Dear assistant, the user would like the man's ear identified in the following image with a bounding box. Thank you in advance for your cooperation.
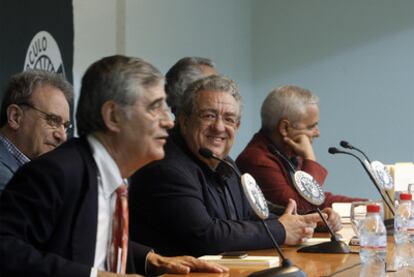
[278,119,290,138]
[101,101,123,133]
[6,104,24,130]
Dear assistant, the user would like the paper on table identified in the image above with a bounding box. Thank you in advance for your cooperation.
[389,163,414,191]
[198,255,279,267]
[332,202,352,224]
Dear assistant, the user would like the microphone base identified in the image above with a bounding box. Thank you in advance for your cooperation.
[248,265,307,277]
[297,239,350,254]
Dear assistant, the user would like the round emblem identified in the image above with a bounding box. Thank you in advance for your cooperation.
[370,161,394,190]
[24,31,66,76]
[293,171,325,206]
[241,173,269,220]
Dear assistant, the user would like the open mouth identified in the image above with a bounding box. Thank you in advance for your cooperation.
[206,135,226,144]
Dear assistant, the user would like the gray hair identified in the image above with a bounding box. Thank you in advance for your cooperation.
[0,69,73,127]
[179,74,242,118]
[165,57,216,113]
[261,85,319,132]
[76,55,164,136]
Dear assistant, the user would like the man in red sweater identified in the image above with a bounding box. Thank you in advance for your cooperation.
[236,85,365,232]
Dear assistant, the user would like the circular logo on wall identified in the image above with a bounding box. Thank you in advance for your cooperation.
[23,31,66,77]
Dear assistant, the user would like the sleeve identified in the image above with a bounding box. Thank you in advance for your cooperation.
[126,241,153,275]
[237,151,319,213]
[130,162,285,257]
[322,192,368,209]
[0,161,91,277]
[0,163,13,194]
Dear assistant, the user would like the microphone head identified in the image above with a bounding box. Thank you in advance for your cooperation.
[339,140,352,149]
[328,147,339,154]
[198,148,214,159]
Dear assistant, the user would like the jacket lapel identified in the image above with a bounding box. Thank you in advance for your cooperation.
[71,138,99,265]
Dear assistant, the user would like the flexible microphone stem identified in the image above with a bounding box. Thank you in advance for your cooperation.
[329,148,395,216]
[340,141,394,207]
[261,220,291,266]
[340,141,372,163]
[315,208,337,240]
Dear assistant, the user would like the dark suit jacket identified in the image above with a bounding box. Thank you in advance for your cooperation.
[236,131,366,212]
[0,137,151,277]
[129,132,286,257]
[0,141,20,193]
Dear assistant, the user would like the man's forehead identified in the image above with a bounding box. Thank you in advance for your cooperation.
[140,84,166,102]
[195,91,239,110]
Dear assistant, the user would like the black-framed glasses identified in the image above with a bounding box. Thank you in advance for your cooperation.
[19,103,72,133]
[196,110,240,128]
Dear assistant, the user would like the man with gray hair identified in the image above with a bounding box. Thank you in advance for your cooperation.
[237,85,365,232]
[129,77,321,257]
[0,55,227,277]
[0,70,73,193]
[165,56,217,114]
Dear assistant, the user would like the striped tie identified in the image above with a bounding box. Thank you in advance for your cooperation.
[107,184,129,273]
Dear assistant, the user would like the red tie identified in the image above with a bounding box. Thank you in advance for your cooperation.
[107,184,129,273]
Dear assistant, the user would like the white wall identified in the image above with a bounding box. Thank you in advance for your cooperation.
[73,0,119,113]
[251,0,414,198]
[124,0,253,156]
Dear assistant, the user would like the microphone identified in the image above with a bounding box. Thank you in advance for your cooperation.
[198,148,285,215]
[339,140,371,163]
[328,147,395,216]
[198,148,306,277]
[339,140,394,203]
[266,145,350,254]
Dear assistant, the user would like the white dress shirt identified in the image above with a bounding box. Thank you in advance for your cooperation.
[87,135,126,277]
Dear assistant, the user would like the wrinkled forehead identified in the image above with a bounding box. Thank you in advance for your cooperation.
[194,90,241,115]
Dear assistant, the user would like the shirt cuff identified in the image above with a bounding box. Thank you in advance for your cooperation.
[90,267,98,277]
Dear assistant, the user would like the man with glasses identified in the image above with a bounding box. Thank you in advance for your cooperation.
[129,76,321,257]
[236,85,364,232]
[0,70,72,193]
[0,56,227,277]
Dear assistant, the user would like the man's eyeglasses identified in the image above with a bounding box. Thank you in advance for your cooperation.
[196,110,240,128]
[289,122,319,132]
[19,103,72,133]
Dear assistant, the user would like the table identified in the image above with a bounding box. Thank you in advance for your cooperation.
[164,224,414,277]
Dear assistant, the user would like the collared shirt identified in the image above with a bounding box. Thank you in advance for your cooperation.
[0,134,30,166]
[87,135,126,277]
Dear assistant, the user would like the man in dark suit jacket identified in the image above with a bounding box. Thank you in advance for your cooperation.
[0,70,73,193]
[129,75,321,257]
[0,56,227,277]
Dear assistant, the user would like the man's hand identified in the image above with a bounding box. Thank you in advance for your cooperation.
[279,199,321,245]
[284,134,315,161]
[320,207,342,233]
[146,252,228,275]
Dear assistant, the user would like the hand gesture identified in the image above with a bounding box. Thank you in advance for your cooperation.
[320,207,342,233]
[279,199,321,245]
[283,134,315,161]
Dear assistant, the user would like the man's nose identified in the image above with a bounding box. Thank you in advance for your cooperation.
[313,126,320,138]
[54,125,67,143]
[211,116,226,131]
